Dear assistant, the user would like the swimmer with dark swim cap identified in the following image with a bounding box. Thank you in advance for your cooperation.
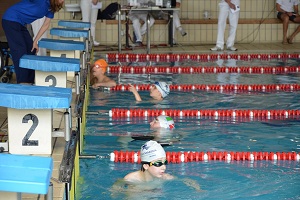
[90,59,117,89]
[129,81,170,101]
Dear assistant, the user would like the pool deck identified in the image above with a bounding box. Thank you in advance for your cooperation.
[0,42,300,200]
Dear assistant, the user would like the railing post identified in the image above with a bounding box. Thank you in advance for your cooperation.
[45,182,53,200]
[147,13,151,54]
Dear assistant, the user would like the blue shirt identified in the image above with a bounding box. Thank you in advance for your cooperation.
[2,0,54,26]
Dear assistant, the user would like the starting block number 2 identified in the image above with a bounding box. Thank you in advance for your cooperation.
[8,108,52,155]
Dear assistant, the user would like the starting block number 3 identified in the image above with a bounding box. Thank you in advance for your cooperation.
[36,71,67,88]
[8,108,52,155]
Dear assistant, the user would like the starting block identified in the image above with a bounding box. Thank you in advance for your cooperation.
[20,55,81,94]
[58,20,91,29]
[38,38,85,59]
[50,27,91,54]
[38,38,85,79]
[58,20,91,48]
[57,20,95,51]
[0,83,72,154]
[0,154,52,199]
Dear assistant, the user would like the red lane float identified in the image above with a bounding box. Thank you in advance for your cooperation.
[109,108,300,118]
[110,151,300,163]
[110,84,300,92]
[107,66,300,74]
[106,53,300,62]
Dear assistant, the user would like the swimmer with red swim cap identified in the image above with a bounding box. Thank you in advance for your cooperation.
[90,59,116,89]
[129,81,170,101]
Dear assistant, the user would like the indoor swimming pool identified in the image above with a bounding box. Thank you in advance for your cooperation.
[77,54,300,200]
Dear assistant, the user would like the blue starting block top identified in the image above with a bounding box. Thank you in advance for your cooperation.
[20,55,80,72]
[0,83,72,109]
[58,20,91,29]
[38,38,85,51]
[0,154,53,194]
[50,28,89,38]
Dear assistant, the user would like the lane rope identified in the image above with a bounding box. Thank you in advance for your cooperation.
[106,53,300,62]
[109,108,300,118]
[108,84,300,92]
[107,66,300,74]
[110,151,300,163]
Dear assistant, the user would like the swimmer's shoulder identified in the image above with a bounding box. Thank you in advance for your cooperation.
[162,173,175,180]
[124,171,143,182]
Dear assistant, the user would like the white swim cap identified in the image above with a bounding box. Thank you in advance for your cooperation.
[157,115,175,129]
[154,82,170,98]
[140,140,166,162]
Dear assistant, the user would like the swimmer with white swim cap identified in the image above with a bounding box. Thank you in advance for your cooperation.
[129,115,176,146]
[124,140,174,182]
[118,141,202,192]
[129,81,170,101]
[150,115,175,129]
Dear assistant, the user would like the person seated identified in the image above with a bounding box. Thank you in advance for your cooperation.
[129,81,170,101]
[90,59,117,89]
[287,25,300,44]
[160,0,187,44]
[276,0,300,44]
[128,0,155,46]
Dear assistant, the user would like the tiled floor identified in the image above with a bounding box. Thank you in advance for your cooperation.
[0,42,299,200]
[94,42,300,55]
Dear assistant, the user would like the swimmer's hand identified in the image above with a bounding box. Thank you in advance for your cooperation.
[128,83,137,93]
[92,83,100,89]
[128,83,142,101]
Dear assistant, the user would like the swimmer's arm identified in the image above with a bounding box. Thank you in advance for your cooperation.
[91,77,117,89]
[164,174,202,191]
[93,77,117,88]
[128,84,142,101]
[162,173,175,180]
[110,178,128,198]
[181,178,203,192]
[110,178,135,194]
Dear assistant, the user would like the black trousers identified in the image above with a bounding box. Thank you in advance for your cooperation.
[2,19,35,84]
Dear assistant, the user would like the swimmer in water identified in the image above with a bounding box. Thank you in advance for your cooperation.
[124,140,174,182]
[110,140,202,198]
[130,115,178,145]
[150,115,175,129]
[129,81,170,101]
[90,59,117,89]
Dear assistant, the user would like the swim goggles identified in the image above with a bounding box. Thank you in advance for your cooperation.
[149,160,168,167]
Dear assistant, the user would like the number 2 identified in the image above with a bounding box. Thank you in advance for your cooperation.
[22,114,39,146]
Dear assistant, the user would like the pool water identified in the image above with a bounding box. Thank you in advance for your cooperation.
[77,58,300,200]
